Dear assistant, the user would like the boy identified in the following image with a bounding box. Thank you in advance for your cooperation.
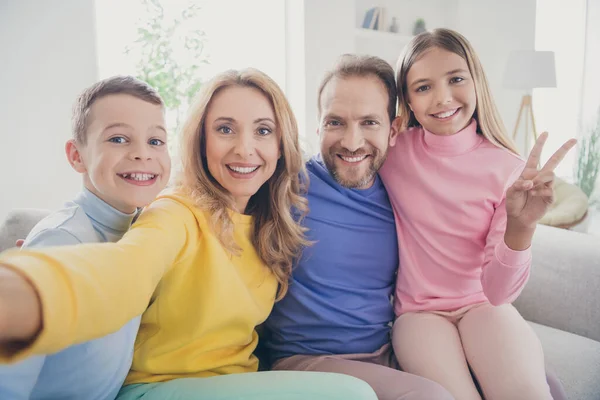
[0,76,171,400]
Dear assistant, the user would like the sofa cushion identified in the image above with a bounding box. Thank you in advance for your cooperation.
[529,321,600,400]
[0,208,51,252]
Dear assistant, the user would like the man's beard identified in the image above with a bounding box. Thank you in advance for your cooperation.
[322,145,387,189]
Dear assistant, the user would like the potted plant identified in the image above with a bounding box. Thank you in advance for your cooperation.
[413,18,426,35]
[574,106,600,207]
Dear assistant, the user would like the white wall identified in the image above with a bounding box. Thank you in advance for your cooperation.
[534,0,587,178]
[0,0,99,222]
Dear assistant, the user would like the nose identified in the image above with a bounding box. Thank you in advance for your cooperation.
[435,84,453,106]
[130,141,152,161]
[233,131,255,158]
[339,124,365,153]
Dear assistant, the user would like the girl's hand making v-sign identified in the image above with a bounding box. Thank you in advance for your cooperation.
[505,132,577,232]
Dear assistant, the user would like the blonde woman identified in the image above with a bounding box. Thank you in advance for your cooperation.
[0,69,376,400]
[380,29,576,400]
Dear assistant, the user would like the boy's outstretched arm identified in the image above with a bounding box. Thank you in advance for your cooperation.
[0,267,42,344]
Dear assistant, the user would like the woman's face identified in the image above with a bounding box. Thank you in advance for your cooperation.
[204,85,280,213]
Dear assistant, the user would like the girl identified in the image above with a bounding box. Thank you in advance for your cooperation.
[0,69,377,400]
[380,28,576,400]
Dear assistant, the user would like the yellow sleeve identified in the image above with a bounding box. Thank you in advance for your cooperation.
[0,197,195,362]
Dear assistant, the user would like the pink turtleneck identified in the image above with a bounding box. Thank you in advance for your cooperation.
[380,120,531,315]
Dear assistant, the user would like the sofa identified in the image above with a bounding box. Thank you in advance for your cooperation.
[1,209,599,399]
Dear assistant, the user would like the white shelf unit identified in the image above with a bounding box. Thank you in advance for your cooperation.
[355,28,413,43]
[354,28,413,66]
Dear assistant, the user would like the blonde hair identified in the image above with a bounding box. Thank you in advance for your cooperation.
[395,28,519,155]
[178,69,309,300]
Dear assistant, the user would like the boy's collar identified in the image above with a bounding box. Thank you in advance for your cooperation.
[74,188,137,234]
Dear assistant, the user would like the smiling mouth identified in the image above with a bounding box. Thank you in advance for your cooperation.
[117,173,157,181]
[226,165,260,174]
[337,154,368,163]
[431,108,460,119]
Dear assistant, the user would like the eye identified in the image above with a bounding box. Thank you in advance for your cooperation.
[325,120,342,127]
[108,136,127,144]
[257,127,272,136]
[149,138,165,146]
[416,85,430,93]
[218,126,233,134]
[450,76,464,84]
[363,120,379,126]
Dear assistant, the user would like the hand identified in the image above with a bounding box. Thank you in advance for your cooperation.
[0,266,42,343]
[506,132,577,229]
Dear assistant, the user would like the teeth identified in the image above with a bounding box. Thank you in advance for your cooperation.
[340,155,367,163]
[228,165,259,174]
[121,173,156,181]
[433,109,458,118]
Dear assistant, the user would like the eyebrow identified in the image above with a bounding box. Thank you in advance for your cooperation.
[409,68,469,87]
[323,113,382,121]
[214,117,276,124]
[103,123,166,134]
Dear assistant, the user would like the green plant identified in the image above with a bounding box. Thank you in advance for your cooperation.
[574,106,600,206]
[125,0,208,152]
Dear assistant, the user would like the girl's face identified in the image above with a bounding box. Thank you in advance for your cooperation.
[406,47,477,136]
[204,85,280,213]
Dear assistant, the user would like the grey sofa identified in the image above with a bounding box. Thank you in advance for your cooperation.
[0,209,599,399]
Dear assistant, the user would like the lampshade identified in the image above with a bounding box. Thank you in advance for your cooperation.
[502,50,557,90]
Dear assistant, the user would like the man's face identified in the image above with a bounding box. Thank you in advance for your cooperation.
[318,75,397,189]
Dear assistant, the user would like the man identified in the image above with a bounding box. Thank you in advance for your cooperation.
[264,55,453,400]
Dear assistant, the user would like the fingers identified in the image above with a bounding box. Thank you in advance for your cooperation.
[532,170,555,187]
[525,132,549,169]
[511,179,534,192]
[541,138,577,172]
[530,187,554,197]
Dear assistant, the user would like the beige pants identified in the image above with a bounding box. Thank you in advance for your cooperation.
[272,343,454,400]
[392,303,552,400]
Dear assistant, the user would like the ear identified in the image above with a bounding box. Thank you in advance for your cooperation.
[65,140,87,174]
[389,117,401,147]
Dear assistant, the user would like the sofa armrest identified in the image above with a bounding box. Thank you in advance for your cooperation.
[514,224,600,342]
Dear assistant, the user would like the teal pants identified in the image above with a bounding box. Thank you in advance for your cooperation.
[117,371,377,400]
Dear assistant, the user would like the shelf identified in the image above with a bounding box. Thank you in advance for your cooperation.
[355,28,413,43]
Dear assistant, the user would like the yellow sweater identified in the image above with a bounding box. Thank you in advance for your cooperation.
[0,191,278,384]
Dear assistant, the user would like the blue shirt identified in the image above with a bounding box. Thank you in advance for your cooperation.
[265,156,398,361]
[0,188,141,400]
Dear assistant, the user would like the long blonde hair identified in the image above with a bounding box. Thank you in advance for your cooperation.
[178,69,309,299]
[395,28,519,155]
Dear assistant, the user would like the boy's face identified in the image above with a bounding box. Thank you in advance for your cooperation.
[70,94,171,213]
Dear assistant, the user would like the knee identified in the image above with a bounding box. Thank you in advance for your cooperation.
[492,382,552,400]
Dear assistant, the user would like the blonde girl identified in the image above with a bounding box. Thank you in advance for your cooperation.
[380,28,575,400]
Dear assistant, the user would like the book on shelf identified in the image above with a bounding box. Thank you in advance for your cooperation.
[362,7,385,31]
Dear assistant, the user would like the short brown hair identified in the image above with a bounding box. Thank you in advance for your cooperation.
[72,75,164,144]
[317,54,397,122]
